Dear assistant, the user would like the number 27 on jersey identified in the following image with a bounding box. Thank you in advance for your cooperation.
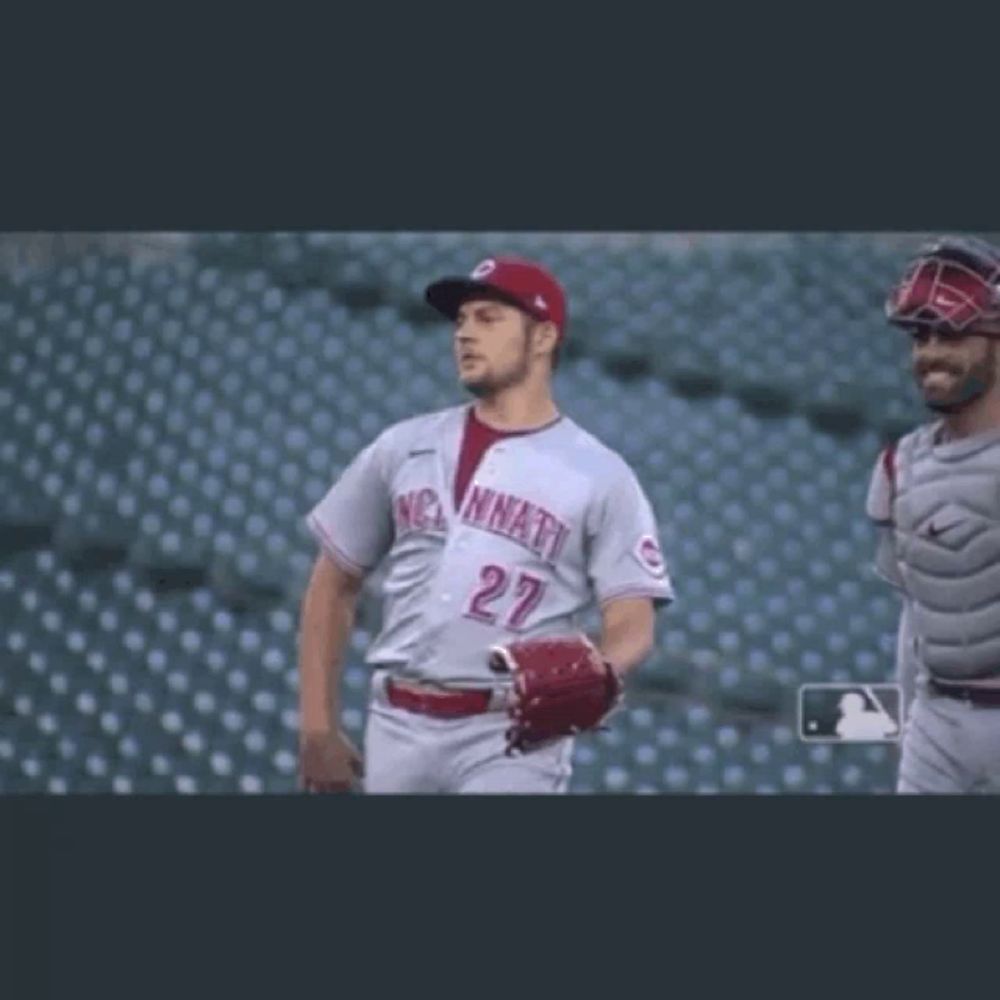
[464,563,547,631]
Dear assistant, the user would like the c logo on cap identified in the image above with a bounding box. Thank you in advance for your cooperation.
[471,259,497,280]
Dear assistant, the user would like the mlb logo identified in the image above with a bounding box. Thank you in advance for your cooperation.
[798,684,903,743]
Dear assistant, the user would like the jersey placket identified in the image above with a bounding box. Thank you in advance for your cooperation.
[414,435,508,671]
[435,441,508,607]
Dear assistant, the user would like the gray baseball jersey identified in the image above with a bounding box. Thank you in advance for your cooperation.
[306,404,674,686]
[866,421,1000,681]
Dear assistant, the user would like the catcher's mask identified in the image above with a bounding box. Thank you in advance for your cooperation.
[885,236,1000,335]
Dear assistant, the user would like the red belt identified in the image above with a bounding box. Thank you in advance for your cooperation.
[385,678,493,718]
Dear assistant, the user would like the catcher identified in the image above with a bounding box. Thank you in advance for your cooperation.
[298,255,675,793]
[867,236,1000,793]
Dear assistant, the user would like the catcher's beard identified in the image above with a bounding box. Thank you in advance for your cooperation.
[916,343,998,415]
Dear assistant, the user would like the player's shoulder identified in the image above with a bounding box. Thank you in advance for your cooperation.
[865,422,934,523]
[869,422,933,483]
[371,404,466,453]
[556,416,638,482]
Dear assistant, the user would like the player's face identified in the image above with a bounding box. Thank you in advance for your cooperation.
[910,328,999,413]
[454,298,536,397]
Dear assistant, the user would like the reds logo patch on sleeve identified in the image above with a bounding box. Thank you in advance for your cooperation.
[634,534,666,578]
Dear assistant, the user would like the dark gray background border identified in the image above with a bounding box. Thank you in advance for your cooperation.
[2,20,991,996]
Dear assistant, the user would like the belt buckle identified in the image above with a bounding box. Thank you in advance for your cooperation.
[487,685,512,713]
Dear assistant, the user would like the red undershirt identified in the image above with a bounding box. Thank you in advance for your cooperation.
[454,408,554,511]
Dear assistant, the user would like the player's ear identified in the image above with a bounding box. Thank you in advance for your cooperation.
[531,320,559,362]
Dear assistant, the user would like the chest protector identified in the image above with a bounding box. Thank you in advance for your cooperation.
[891,426,1000,680]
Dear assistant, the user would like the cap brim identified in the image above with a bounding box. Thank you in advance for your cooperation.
[424,278,533,322]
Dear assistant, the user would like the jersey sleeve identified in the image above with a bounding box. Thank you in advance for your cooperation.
[866,447,906,590]
[586,464,675,607]
[872,528,905,590]
[865,446,895,526]
[305,433,394,576]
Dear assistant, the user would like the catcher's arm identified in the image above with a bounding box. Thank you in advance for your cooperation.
[895,596,920,723]
[598,596,656,677]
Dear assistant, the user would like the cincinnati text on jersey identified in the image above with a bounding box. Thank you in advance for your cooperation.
[460,485,570,563]
[392,484,570,564]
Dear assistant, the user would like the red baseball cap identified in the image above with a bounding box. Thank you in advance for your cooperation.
[425,256,568,338]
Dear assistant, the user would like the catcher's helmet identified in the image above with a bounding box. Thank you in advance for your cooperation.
[885,235,1000,333]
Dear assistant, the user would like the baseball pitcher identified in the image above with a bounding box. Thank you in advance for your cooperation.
[298,256,675,794]
[867,236,1000,793]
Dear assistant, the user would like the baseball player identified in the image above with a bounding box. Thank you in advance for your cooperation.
[866,235,1000,793]
[298,255,674,794]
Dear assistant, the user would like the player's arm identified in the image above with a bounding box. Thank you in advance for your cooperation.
[298,552,366,792]
[874,523,920,714]
[598,596,656,677]
[299,551,364,735]
[866,445,904,590]
[895,597,920,721]
[299,432,394,792]
[585,462,674,677]
[864,445,915,711]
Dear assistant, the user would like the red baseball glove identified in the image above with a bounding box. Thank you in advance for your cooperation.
[488,636,624,754]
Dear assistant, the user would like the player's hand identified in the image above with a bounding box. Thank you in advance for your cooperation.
[299,728,364,793]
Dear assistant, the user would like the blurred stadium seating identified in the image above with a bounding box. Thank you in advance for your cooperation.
[0,231,950,794]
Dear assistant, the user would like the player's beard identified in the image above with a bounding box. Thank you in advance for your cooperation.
[915,341,998,414]
[461,330,533,399]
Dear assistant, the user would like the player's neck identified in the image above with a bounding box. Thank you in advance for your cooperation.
[939,387,1000,442]
[473,385,559,432]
